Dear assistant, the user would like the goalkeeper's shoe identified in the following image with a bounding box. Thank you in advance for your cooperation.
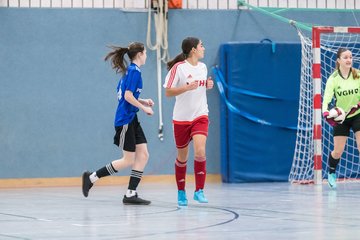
[177,190,188,207]
[328,173,337,189]
[193,189,208,203]
[82,171,93,197]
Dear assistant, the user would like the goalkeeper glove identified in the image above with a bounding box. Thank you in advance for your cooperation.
[323,111,338,127]
[347,102,360,116]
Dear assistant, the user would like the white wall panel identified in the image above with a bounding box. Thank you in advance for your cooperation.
[1,0,359,9]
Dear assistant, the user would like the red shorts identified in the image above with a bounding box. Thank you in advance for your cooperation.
[173,116,209,149]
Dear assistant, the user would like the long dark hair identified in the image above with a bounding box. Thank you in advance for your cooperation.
[336,48,359,79]
[167,37,200,70]
[104,42,145,74]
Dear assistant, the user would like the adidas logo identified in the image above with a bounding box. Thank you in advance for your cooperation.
[187,74,193,79]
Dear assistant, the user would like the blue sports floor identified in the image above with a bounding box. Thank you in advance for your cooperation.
[1,181,360,239]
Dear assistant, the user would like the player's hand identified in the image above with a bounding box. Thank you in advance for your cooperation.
[206,77,214,89]
[143,98,154,107]
[323,111,337,127]
[186,81,199,90]
[143,106,154,116]
[347,102,360,115]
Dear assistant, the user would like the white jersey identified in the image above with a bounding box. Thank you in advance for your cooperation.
[163,60,209,122]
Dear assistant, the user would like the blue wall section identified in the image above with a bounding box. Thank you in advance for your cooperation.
[218,42,301,182]
[1,8,360,179]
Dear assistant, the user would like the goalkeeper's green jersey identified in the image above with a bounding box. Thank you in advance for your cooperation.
[322,69,360,118]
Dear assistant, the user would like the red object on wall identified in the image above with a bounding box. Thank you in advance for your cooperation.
[168,0,182,8]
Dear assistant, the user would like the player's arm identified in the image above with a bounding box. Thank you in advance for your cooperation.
[139,98,154,107]
[163,64,198,97]
[124,91,153,115]
[165,82,198,97]
[322,77,338,126]
[322,77,335,113]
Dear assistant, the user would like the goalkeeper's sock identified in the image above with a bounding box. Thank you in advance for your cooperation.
[328,154,340,174]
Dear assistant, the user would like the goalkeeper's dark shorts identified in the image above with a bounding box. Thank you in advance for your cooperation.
[333,113,360,136]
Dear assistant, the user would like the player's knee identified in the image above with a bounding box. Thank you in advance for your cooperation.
[194,148,206,157]
[176,152,189,162]
[138,150,149,164]
[123,157,135,167]
[143,150,149,161]
[143,153,149,164]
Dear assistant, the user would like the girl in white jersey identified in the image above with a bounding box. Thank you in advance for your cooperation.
[322,48,360,189]
[82,42,154,205]
[164,37,214,206]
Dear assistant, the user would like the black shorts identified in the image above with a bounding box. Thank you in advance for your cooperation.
[113,114,147,152]
[333,113,360,137]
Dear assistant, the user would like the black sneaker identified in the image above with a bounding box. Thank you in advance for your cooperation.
[82,171,93,197]
[122,193,151,205]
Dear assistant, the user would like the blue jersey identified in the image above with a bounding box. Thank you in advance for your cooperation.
[114,63,143,126]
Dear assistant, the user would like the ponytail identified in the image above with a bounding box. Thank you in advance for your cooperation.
[104,42,145,74]
[104,46,129,74]
[167,53,186,70]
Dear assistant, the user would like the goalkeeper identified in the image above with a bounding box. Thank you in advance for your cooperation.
[322,48,360,188]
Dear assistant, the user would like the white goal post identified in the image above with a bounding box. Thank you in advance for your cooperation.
[290,26,360,185]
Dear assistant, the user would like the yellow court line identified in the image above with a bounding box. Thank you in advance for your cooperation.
[0,174,221,188]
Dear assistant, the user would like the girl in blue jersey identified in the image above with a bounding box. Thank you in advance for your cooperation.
[322,48,360,189]
[82,42,154,205]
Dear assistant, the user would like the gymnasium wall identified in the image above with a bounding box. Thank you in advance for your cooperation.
[1,8,359,179]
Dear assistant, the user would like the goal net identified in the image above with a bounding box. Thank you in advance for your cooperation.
[289,26,360,184]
